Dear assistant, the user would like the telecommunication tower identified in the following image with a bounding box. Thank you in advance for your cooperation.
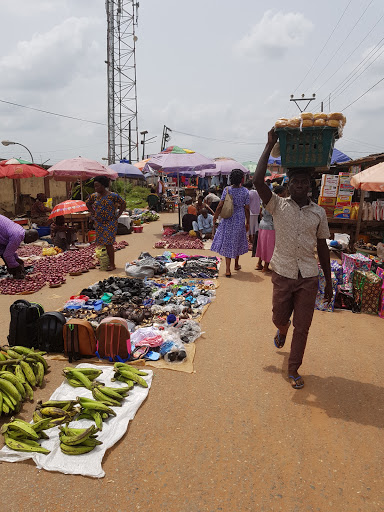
[105,0,139,164]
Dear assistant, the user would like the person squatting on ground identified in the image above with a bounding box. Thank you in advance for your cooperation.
[211,169,250,277]
[255,185,285,273]
[0,215,38,279]
[192,208,214,239]
[253,128,333,390]
[86,176,126,272]
[50,216,78,251]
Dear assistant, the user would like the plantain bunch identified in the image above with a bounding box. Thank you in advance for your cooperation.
[0,346,49,416]
[59,424,102,455]
[62,367,103,390]
[1,417,51,454]
[112,362,148,388]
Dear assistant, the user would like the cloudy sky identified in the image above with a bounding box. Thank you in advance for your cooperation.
[0,0,383,166]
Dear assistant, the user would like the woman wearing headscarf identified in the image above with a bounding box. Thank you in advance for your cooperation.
[30,193,52,226]
[86,176,126,271]
[211,169,250,277]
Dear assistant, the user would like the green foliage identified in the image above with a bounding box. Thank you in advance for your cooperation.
[111,180,150,209]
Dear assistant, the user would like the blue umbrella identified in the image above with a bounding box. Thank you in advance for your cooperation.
[109,162,146,179]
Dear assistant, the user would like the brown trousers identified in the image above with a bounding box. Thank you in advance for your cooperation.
[271,271,319,373]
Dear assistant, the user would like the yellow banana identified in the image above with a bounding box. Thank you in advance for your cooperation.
[19,361,36,387]
[33,409,44,423]
[39,399,77,409]
[45,416,67,428]
[114,362,148,375]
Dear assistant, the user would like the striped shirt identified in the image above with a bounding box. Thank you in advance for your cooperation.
[0,215,25,268]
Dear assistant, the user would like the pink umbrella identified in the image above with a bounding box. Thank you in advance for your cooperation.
[47,157,118,181]
[350,163,384,192]
[199,158,250,177]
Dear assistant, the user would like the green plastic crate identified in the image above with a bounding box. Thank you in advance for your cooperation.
[276,127,338,168]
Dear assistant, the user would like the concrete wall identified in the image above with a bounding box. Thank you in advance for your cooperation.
[0,179,16,215]
[0,177,68,216]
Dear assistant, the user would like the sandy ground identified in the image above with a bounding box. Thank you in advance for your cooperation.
[0,212,383,512]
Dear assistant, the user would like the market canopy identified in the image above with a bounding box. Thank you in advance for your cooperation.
[109,162,146,179]
[47,157,118,181]
[199,157,250,177]
[0,158,49,179]
[350,162,384,191]
[143,146,215,175]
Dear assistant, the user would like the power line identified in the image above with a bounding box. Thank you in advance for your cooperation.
[311,35,384,111]
[310,0,374,92]
[343,137,383,150]
[342,76,384,110]
[171,129,265,145]
[314,12,384,95]
[0,99,107,126]
[293,0,352,94]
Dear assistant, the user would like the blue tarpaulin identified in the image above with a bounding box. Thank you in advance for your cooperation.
[268,148,350,166]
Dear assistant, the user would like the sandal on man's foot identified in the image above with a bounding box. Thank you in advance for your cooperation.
[273,320,291,349]
[234,265,241,271]
[289,375,304,389]
[225,272,231,278]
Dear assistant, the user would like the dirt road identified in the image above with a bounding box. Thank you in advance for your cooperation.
[0,212,383,512]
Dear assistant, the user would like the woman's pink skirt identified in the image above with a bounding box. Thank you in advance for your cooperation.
[255,229,275,262]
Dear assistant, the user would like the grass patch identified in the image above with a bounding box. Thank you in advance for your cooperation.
[112,180,149,209]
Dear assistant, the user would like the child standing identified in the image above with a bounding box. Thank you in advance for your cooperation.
[255,185,285,273]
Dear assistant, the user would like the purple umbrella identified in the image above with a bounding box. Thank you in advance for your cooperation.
[143,150,215,174]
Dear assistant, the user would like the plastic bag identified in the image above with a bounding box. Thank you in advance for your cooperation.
[125,263,155,279]
[95,246,109,271]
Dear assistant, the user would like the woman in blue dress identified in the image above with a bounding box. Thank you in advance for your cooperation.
[86,176,126,271]
[211,169,250,277]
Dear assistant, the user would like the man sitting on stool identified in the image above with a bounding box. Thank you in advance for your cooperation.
[192,208,214,239]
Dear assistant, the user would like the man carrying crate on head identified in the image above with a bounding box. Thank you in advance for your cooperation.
[253,128,333,390]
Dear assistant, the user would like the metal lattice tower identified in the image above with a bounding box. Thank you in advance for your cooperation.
[106,0,139,164]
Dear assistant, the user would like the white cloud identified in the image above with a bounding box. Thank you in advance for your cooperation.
[235,10,313,61]
[0,17,103,92]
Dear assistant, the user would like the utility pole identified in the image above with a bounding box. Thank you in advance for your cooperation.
[289,93,316,112]
[140,130,148,160]
[161,125,172,151]
[106,0,139,165]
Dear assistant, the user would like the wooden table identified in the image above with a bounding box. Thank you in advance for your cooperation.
[64,212,91,243]
[328,218,383,248]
